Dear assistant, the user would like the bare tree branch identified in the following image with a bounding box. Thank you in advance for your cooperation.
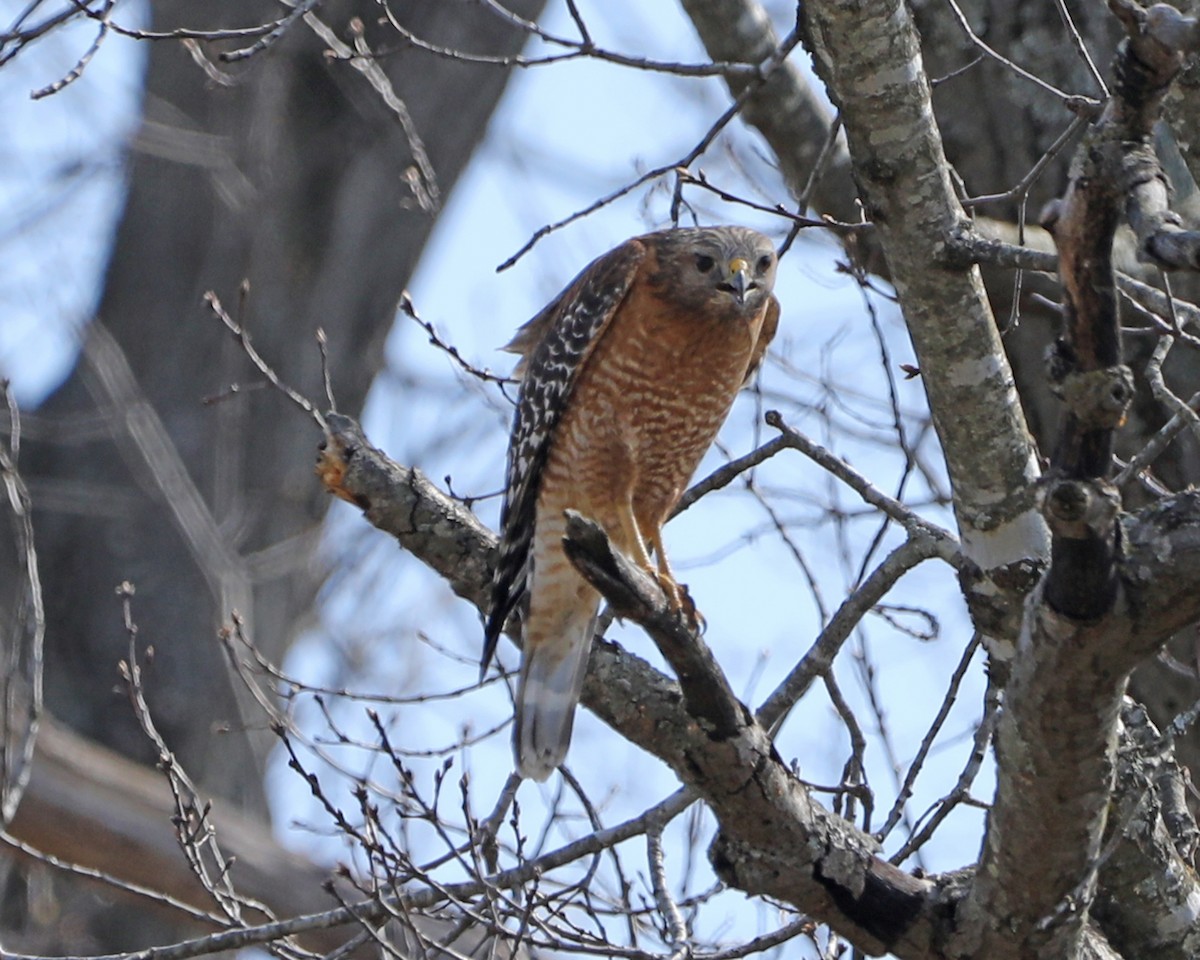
[313,413,1185,957]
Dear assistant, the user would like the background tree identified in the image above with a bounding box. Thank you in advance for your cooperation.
[2,1,1200,959]
[1,0,543,950]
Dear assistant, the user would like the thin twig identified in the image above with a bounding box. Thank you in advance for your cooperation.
[889,677,1000,864]
[374,0,761,79]
[1053,0,1108,96]
[399,293,515,386]
[497,25,804,271]
[963,114,1089,208]
[646,820,690,960]
[757,536,948,733]
[944,0,1090,104]
[30,0,112,98]
[875,634,983,842]
[219,0,320,62]
[764,410,963,560]
[205,291,325,428]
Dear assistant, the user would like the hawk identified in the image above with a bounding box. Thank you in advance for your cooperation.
[483,226,781,781]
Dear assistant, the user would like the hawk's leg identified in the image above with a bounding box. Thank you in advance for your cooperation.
[645,529,705,633]
[599,504,703,631]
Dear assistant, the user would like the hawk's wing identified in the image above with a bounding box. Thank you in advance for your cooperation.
[482,238,647,671]
[744,293,781,383]
[501,294,560,378]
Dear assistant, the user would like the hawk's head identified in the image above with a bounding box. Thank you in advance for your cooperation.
[651,226,778,317]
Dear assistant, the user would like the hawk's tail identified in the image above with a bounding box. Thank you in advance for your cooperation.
[513,609,596,782]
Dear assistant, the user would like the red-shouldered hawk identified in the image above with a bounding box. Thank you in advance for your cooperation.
[483,226,781,781]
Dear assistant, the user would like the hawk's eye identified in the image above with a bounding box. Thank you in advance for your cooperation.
[695,254,715,274]
[757,254,773,274]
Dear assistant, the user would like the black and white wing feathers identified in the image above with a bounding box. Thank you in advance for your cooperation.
[482,239,646,671]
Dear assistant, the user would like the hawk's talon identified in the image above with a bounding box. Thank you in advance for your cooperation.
[676,582,706,634]
[651,569,705,633]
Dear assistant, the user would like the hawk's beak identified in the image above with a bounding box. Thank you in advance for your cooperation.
[727,257,751,304]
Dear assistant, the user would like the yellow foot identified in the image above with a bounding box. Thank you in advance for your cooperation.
[651,570,706,633]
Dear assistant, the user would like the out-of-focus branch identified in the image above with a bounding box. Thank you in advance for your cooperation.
[0,384,42,827]
[5,717,350,952]
[678,0,859,222]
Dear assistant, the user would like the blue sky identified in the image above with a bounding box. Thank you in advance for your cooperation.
[2,3,988,955]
